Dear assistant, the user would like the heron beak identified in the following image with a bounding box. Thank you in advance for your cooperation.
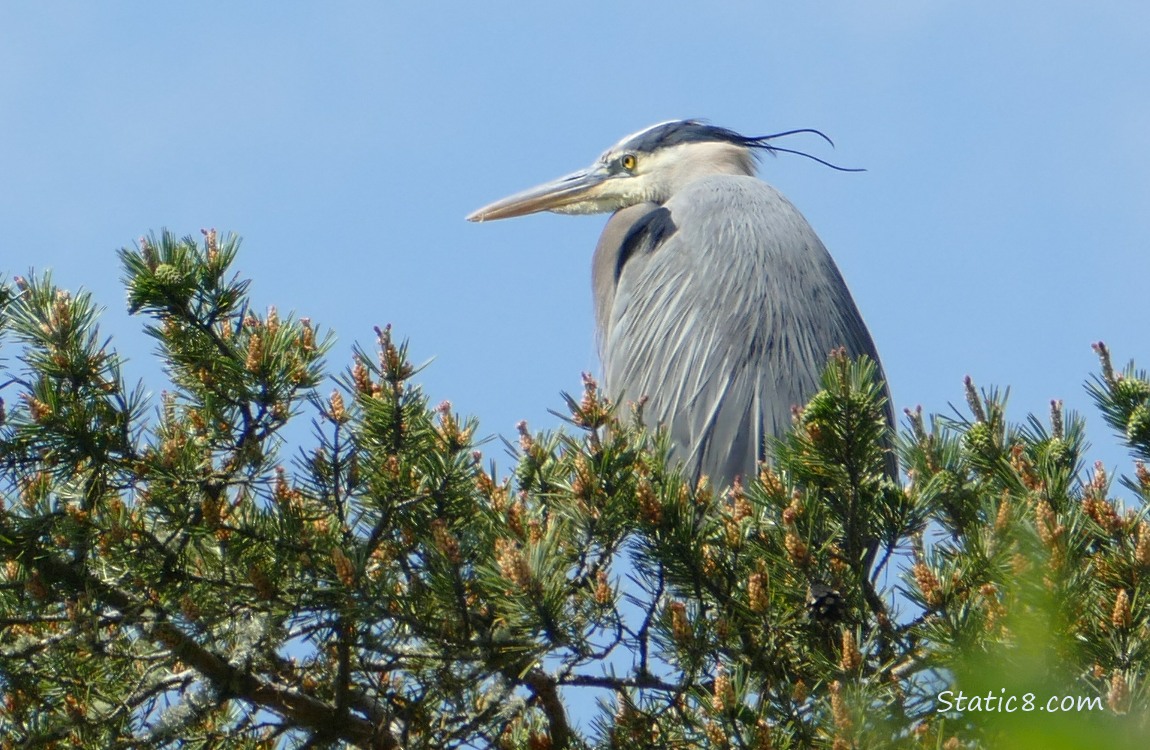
[466,166,612,222]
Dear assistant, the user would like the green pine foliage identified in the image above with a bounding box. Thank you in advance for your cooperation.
[0,231,1146,748]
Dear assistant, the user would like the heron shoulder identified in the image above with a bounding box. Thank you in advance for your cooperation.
[664,176,816,246]
[597,176,814,276]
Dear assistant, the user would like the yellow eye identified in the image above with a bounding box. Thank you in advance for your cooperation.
[621,153,637,171]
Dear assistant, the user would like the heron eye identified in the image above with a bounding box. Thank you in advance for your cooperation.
[620,153,637,171]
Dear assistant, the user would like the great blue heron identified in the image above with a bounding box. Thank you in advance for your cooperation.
[468,119,893,489]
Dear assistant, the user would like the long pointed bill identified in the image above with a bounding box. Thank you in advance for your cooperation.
[466,167,611,222]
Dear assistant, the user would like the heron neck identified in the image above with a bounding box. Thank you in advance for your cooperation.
[646,142,757,202]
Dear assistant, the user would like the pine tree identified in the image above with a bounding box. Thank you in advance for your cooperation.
[0,230,1146,748]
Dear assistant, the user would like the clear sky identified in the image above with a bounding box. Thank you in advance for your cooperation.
[2,2,1148,487]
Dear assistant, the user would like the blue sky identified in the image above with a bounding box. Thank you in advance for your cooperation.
[2,2,1148,485]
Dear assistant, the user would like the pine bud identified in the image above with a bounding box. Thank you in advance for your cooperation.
[249,566,277,600]
[328,390,348,424]
[913,562,943,608]
[495,538,531,590]
[201,494,223,529]
[829,680,852,733]
[1034,500,1062,548]
[729,477,752,521]
[352,358,373,395]
[527,517,544,544]
[265,305,280,335]
[1093,341,1115,385]
[506,495,526,537]
[25,571,48,600]
[517,420,534,453]
[980,583,1006,631]
[332,548,356,587]
[1042,398,1063,440]
[245,331,263,373]
[994,495,1012,533]
[431,519,462,564]
[527,733,552,750]
[758,465,784,499]
[273,466,293,508]
[573,372,610,429]
[668,601,691,644]
[784,529,809,568]
[63,694,85,721]
[753,719,774,750]
[964,375,987,423]
[1108,671,1129,714]
[1084,496,1120,535]
[24,394,51,422]
[1111,589,1132,630]
[1136,522,1150,570]
[300,318,316,353]
[201,227,219,259]
[180,594,202,621]
[1009,444,1039,490]
[704,722,727,745]
[712,666,734,713]
[841,629,862,672]
[637,478,662,526]
[1134,461,1150,492]
[747,572,769,613]
[701,544,720,576]
[594,569,612,606]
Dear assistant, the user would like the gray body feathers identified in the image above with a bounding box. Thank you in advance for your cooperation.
[592,175,891,487]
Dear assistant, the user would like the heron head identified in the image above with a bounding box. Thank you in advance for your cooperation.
[467,119,840,222]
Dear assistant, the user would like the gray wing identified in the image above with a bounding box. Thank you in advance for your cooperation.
[592,175,893,488]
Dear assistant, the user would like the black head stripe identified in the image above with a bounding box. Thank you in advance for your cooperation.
[619,120,751,154]
[616,120,861,172]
